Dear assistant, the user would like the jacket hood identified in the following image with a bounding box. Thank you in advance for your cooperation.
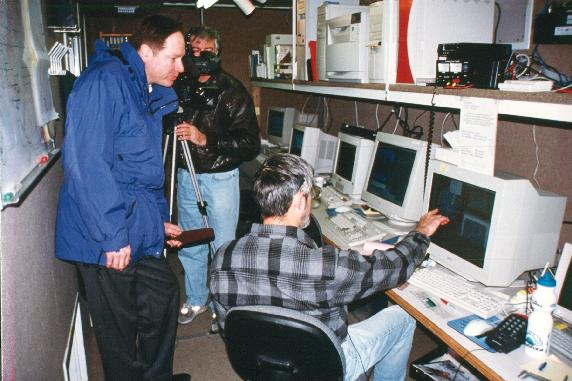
[89,40,179,117]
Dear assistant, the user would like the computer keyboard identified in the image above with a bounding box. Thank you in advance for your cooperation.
[319,210,388,249]
[320,186,353,209]
[550,325,572,364]
[407,267,509,319]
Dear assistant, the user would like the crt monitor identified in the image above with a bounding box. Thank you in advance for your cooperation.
[330,129,375,199]
[289,125,338,174]
[361,132,433,227]
[555,243,572,323]
[266,107,298,147]
[424,160,567,287]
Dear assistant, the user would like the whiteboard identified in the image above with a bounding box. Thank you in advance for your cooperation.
[0,0,59,208]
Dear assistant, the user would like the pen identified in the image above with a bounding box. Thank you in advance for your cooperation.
[538,361,547,371]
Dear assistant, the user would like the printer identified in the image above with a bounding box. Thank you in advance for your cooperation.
[326,9,370,83]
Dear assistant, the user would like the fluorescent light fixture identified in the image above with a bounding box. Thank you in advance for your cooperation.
[202,0,219,8]
[194,0,256,15]
[115,5,138,14]
[233,0,255,15]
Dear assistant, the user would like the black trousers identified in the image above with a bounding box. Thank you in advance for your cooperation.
[77,256,179,381]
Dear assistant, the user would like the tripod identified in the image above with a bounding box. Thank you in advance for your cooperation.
[163,115,215,254]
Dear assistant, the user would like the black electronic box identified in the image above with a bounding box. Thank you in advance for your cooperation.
[435,43,512,89]
[534,3,572,44]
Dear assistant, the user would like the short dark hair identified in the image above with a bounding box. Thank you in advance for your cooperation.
[131,15,184,51]
[187,25,221,54]
[253,154,314,218]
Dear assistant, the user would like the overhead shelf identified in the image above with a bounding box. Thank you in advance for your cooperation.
[251,79,572,124]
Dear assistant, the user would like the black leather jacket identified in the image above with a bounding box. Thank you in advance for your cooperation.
[175,69,260,173]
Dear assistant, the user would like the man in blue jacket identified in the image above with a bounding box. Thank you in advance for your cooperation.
[56,15,189,381]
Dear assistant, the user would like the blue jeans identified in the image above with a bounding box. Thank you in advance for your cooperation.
[177,168,240,307]
[342,305,415,381]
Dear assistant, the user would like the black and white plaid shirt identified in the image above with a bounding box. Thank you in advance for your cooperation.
[210,223,430,338]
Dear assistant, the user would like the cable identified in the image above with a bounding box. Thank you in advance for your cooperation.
[300,95,319,127]
[391,106,423,138]
[413,110,428,127]
[532,124,541,188]
[514,53,532,79]
[323,97,332,133]
[553,83,572,92]
[313,96,320,118]
[392,106,401,134]
[452,348,487,381]
[425,348,487,381]
[532,44,571,87]
[440,112,451,146]
[301,95,311,115]
[354,101,359,126]
[494,2,502,44]
[377,106,394,133]
[375,103,380,130]
[423,88,437,196]
[525,270,537,316]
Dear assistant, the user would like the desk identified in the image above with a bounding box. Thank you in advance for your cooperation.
[312,205,543,380]
[387,285,530,381]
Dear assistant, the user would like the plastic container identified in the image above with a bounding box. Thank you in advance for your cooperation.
[525,272,556,357]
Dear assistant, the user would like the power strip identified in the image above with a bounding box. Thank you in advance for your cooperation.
[498,80,553,92]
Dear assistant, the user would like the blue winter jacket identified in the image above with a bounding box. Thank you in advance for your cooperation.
[55,41,178,265]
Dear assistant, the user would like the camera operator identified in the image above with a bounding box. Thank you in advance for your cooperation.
[173,26,260,330]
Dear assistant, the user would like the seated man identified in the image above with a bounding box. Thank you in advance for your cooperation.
[210,153,449,381]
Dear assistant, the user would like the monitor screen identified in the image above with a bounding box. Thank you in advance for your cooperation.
[266,107,298,147]
[268,109,285,138]
[366,143,417,207]
[559,262,572,316]
[361,132,430,224]
[555,243,572,322]
[335,141,356,181]
[330,130,376,199]
[428,173,495,269]
[424,160,566,287]
[290,128,304,156]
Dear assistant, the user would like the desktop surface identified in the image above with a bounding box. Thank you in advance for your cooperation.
[314,184,571,379]
[312,189,402,250]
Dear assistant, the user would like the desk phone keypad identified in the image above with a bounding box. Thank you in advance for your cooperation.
[485,313,528,353]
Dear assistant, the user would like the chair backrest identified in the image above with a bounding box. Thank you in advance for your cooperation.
[304,213,324,248]
[223,305,345,381]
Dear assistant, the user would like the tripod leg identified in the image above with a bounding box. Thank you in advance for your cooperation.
[179,140,217,255]
[162,132,179,258]
[162,133,170,164]
[168,136,177,223]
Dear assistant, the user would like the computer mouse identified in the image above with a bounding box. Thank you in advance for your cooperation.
[334,206,353,213]
[463,319,494,337]
[311,199,321,209]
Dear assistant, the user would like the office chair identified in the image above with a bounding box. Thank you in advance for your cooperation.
[303,213,324,247]
[222,305,345,381]
[236,189,324,248]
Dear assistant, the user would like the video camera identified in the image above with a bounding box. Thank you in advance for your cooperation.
[182,51,221,78]
[174,51,222,113]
